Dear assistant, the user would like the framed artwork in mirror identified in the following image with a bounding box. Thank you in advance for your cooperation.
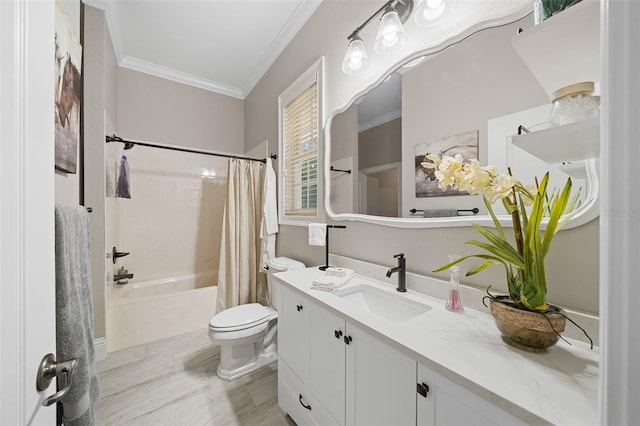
[414,129,478,197]
[54,1,82,174]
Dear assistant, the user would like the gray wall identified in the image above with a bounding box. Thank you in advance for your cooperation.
[245,0,599,314]
[359,117,402,170]
[117,69,244,152]
[84,5,119,339]
[401,16,547,215]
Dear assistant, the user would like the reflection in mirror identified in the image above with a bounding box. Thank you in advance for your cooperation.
[327,10,599,228]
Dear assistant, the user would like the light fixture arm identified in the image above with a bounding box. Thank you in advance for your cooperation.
[347,0,408,41]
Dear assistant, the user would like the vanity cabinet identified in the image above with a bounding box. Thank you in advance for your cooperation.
[307,302,416,426]
[417,363,525,426]
[279,284,416,425]
[279,283,523,426]
[278,284,338,425]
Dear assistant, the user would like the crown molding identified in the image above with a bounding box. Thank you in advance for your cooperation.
[358,109,402,132]
[119,56,244,99]
[84,0,320,99]
[241,0,322,97]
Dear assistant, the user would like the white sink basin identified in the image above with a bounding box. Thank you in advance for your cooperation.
[335,284,431,323]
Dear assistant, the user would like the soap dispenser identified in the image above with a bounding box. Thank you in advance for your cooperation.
[445,255,464,313]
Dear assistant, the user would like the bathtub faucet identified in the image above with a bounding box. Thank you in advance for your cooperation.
[113,272,134,282]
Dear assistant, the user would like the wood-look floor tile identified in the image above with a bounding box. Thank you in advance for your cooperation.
[96,329,292,426]
[98,351,175,399]
[145,328,210,357]
[96,344,146,374]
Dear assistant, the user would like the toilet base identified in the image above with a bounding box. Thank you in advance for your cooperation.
[216,350,278,381]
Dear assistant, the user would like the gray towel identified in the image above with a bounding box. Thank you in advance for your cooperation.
[55,204,100,425]
[116,154,131,198]
[423,209,458,218]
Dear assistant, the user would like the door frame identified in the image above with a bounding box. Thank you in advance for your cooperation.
[1,0,56,424]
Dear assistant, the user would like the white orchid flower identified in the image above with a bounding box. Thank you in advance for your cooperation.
[484,173,516,204]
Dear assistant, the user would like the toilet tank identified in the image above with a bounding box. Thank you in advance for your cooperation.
[266,257,305,309]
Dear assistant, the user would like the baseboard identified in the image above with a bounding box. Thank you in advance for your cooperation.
[94,337,107,361]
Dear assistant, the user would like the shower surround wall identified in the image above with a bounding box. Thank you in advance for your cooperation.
[106,146,227,352]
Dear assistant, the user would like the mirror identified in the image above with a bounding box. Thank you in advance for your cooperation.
[325,8,600,229]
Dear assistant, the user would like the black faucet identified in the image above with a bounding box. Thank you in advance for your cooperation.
[386,253,406,292]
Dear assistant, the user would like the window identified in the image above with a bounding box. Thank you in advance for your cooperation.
[279,58,324,225]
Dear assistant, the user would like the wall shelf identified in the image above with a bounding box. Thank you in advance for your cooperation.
[512,0,600,97]
[511,118,599,163]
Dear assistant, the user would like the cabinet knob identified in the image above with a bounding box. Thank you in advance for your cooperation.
[343,335,352,345]
[334,330,343,339]
[296,304,303,312]
[417,382,430,398]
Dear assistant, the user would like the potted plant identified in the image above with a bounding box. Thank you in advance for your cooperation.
[534,0,583,24]
[422,154,592,353]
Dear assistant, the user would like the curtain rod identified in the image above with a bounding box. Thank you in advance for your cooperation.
[105,135,275,164]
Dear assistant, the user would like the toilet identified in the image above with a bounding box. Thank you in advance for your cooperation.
[208,257,305,381]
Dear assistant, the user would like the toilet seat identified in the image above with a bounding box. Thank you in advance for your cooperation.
[209,303,274,332]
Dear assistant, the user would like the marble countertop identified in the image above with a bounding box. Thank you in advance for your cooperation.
[274,266,599,425]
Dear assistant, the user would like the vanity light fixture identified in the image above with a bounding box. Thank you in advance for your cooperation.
[341,0,414,75]
[342,35,370,75]
[414,0,456,27]
[374,5,408,54]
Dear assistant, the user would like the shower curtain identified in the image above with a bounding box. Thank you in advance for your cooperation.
[216,159,265,313]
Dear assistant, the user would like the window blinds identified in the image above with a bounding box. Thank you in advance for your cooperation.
[283,81,318,216]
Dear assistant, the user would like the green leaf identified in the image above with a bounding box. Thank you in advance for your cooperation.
[470,224,524,265]
[466,261,495,276]
[431,254,474,273]
[541,177,572,257]
[483,195,506,241]
[466,239,525,269]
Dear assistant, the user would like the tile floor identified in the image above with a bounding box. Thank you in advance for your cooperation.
[96,329,295,425]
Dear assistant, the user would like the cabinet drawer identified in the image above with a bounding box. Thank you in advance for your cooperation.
[278,360,339,426]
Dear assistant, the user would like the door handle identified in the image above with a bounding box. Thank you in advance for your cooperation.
[36,353,78,407]
[298,394,312,411]
[417,382,430,398]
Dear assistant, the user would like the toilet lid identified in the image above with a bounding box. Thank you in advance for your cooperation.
[209,303,271,331]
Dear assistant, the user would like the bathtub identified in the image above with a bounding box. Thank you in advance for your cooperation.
[106,272,217,352]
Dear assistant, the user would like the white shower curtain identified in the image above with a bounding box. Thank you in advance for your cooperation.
[216,159,265,313]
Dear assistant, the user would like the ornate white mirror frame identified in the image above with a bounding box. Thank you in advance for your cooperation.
[324,1,600,229]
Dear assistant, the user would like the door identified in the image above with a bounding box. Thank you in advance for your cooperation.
[345,323,416,426]
[277,284,309,381]
[1,1,57,424]
[307,302,345,424]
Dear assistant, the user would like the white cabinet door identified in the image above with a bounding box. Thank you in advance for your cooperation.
[346,323,416,426]
[308,302,346,424]
[417,362,526,426]
[278,284,309,381]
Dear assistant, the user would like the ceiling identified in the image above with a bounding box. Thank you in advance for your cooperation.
[84,0,322,99]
